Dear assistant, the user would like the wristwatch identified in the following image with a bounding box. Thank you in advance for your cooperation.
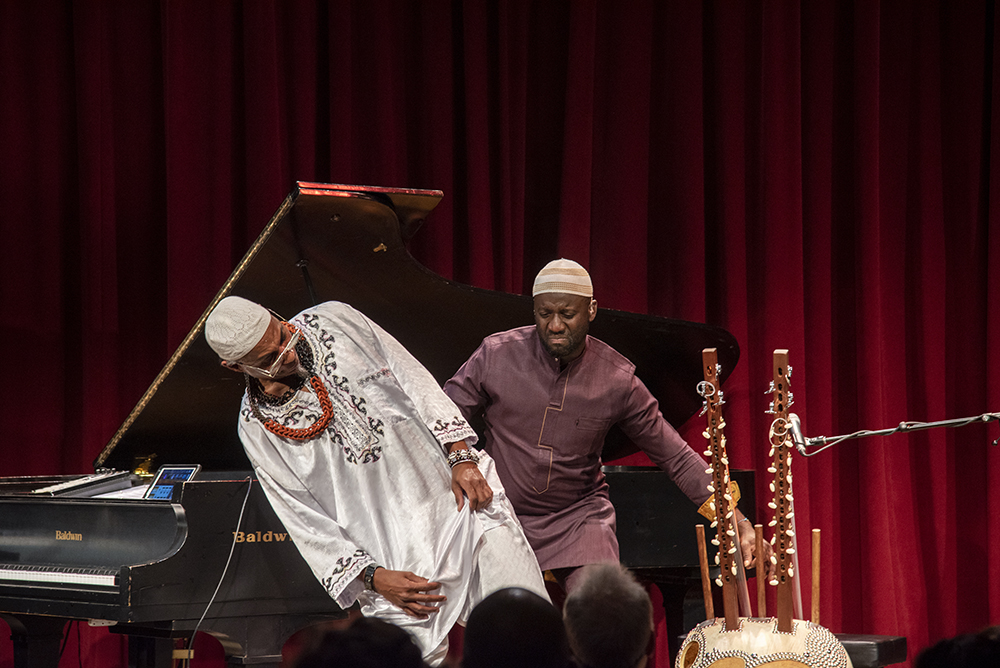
[363,563,381,592]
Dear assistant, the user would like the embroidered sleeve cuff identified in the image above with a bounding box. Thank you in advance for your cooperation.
[322,551,374,607]
[696,480,742,521]
[336,577,366,609]
[430,417,478,449]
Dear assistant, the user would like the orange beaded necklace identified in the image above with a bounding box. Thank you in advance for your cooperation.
[246,323,335,441]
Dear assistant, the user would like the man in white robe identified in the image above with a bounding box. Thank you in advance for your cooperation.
[205,297,548,665]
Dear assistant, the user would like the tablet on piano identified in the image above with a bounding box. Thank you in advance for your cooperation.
[143,465,201,501]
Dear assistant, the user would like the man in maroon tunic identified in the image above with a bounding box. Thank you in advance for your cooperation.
[444,259,763,593]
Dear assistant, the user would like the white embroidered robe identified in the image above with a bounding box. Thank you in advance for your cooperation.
[237,302,513,655]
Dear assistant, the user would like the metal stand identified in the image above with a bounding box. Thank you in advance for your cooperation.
[794,411,1000,457]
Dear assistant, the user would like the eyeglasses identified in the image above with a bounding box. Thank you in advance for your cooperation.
[243,327,300,378]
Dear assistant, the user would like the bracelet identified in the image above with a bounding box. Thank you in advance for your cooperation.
[738,517,751,524]
[447,448,480,468]
[363,563,381,592]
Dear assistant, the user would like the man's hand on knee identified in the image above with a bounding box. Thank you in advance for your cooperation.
[371,568,446,618]
[451,462,494,511]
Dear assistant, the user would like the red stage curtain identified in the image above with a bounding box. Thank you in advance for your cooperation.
[1,2,997,666]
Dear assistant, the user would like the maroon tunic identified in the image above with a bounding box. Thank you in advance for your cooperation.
[444,326,712,571]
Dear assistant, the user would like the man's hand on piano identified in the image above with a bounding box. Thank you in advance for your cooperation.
[370,568,446,618]
[451,462,494,511]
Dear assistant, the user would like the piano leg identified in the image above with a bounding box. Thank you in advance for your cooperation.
[114,613,345,668]
[128,635,173,668]
[207,614,327,667]
[0,614,67,668]
[651,581,696,663]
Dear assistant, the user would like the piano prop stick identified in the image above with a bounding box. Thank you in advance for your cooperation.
[676,350,854,668]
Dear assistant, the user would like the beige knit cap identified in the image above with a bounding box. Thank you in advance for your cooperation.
[205,295,270,362]
[532,259,593,298]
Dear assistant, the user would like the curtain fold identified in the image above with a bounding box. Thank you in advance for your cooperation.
[1,2,997,666]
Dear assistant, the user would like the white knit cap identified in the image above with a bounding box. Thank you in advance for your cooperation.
[532,259,593,298]
[205,296,271,362]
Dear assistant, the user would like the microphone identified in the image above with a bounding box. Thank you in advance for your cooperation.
[789,413,807,456]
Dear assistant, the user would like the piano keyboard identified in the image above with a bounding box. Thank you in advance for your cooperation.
[29,470,131,496]
[0,564,118,588]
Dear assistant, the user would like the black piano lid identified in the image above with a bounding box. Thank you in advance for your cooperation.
[94,182,740,473]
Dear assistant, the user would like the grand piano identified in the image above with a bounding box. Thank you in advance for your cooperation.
[0,182,742,667]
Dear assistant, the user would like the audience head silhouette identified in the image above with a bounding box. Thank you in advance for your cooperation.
[916,625,1000,668]
[563,563,653,668]
[462,587,572,668]
[292,617,427,668]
